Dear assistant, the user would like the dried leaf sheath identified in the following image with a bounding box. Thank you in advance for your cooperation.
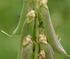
[20,35,33,59]
[20,43,33,59]
[38,33,55,59]
[39,3,69,56]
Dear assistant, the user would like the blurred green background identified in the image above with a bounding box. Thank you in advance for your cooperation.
[0,0,70,59]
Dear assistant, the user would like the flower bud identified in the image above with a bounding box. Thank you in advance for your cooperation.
[26,10,35,23]
[38,33,47,44]
[39,50,46,59]
[38,0,48,8]
[22,35,32,46]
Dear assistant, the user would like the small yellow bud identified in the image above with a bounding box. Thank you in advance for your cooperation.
[26,10,35,23]
[39,0,48,9]
[39,50,46,59]
[23,35,32,46]
[27,10,35,18]
[39,33,47,44]
[40,0,48,5]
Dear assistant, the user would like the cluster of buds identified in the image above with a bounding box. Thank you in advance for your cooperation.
[11,0,69,59]
[0,0,69,59]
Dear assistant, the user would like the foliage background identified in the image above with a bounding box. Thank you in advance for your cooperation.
[0,0,70,59]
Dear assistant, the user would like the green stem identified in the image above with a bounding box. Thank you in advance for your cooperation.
[12,1,26,35]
